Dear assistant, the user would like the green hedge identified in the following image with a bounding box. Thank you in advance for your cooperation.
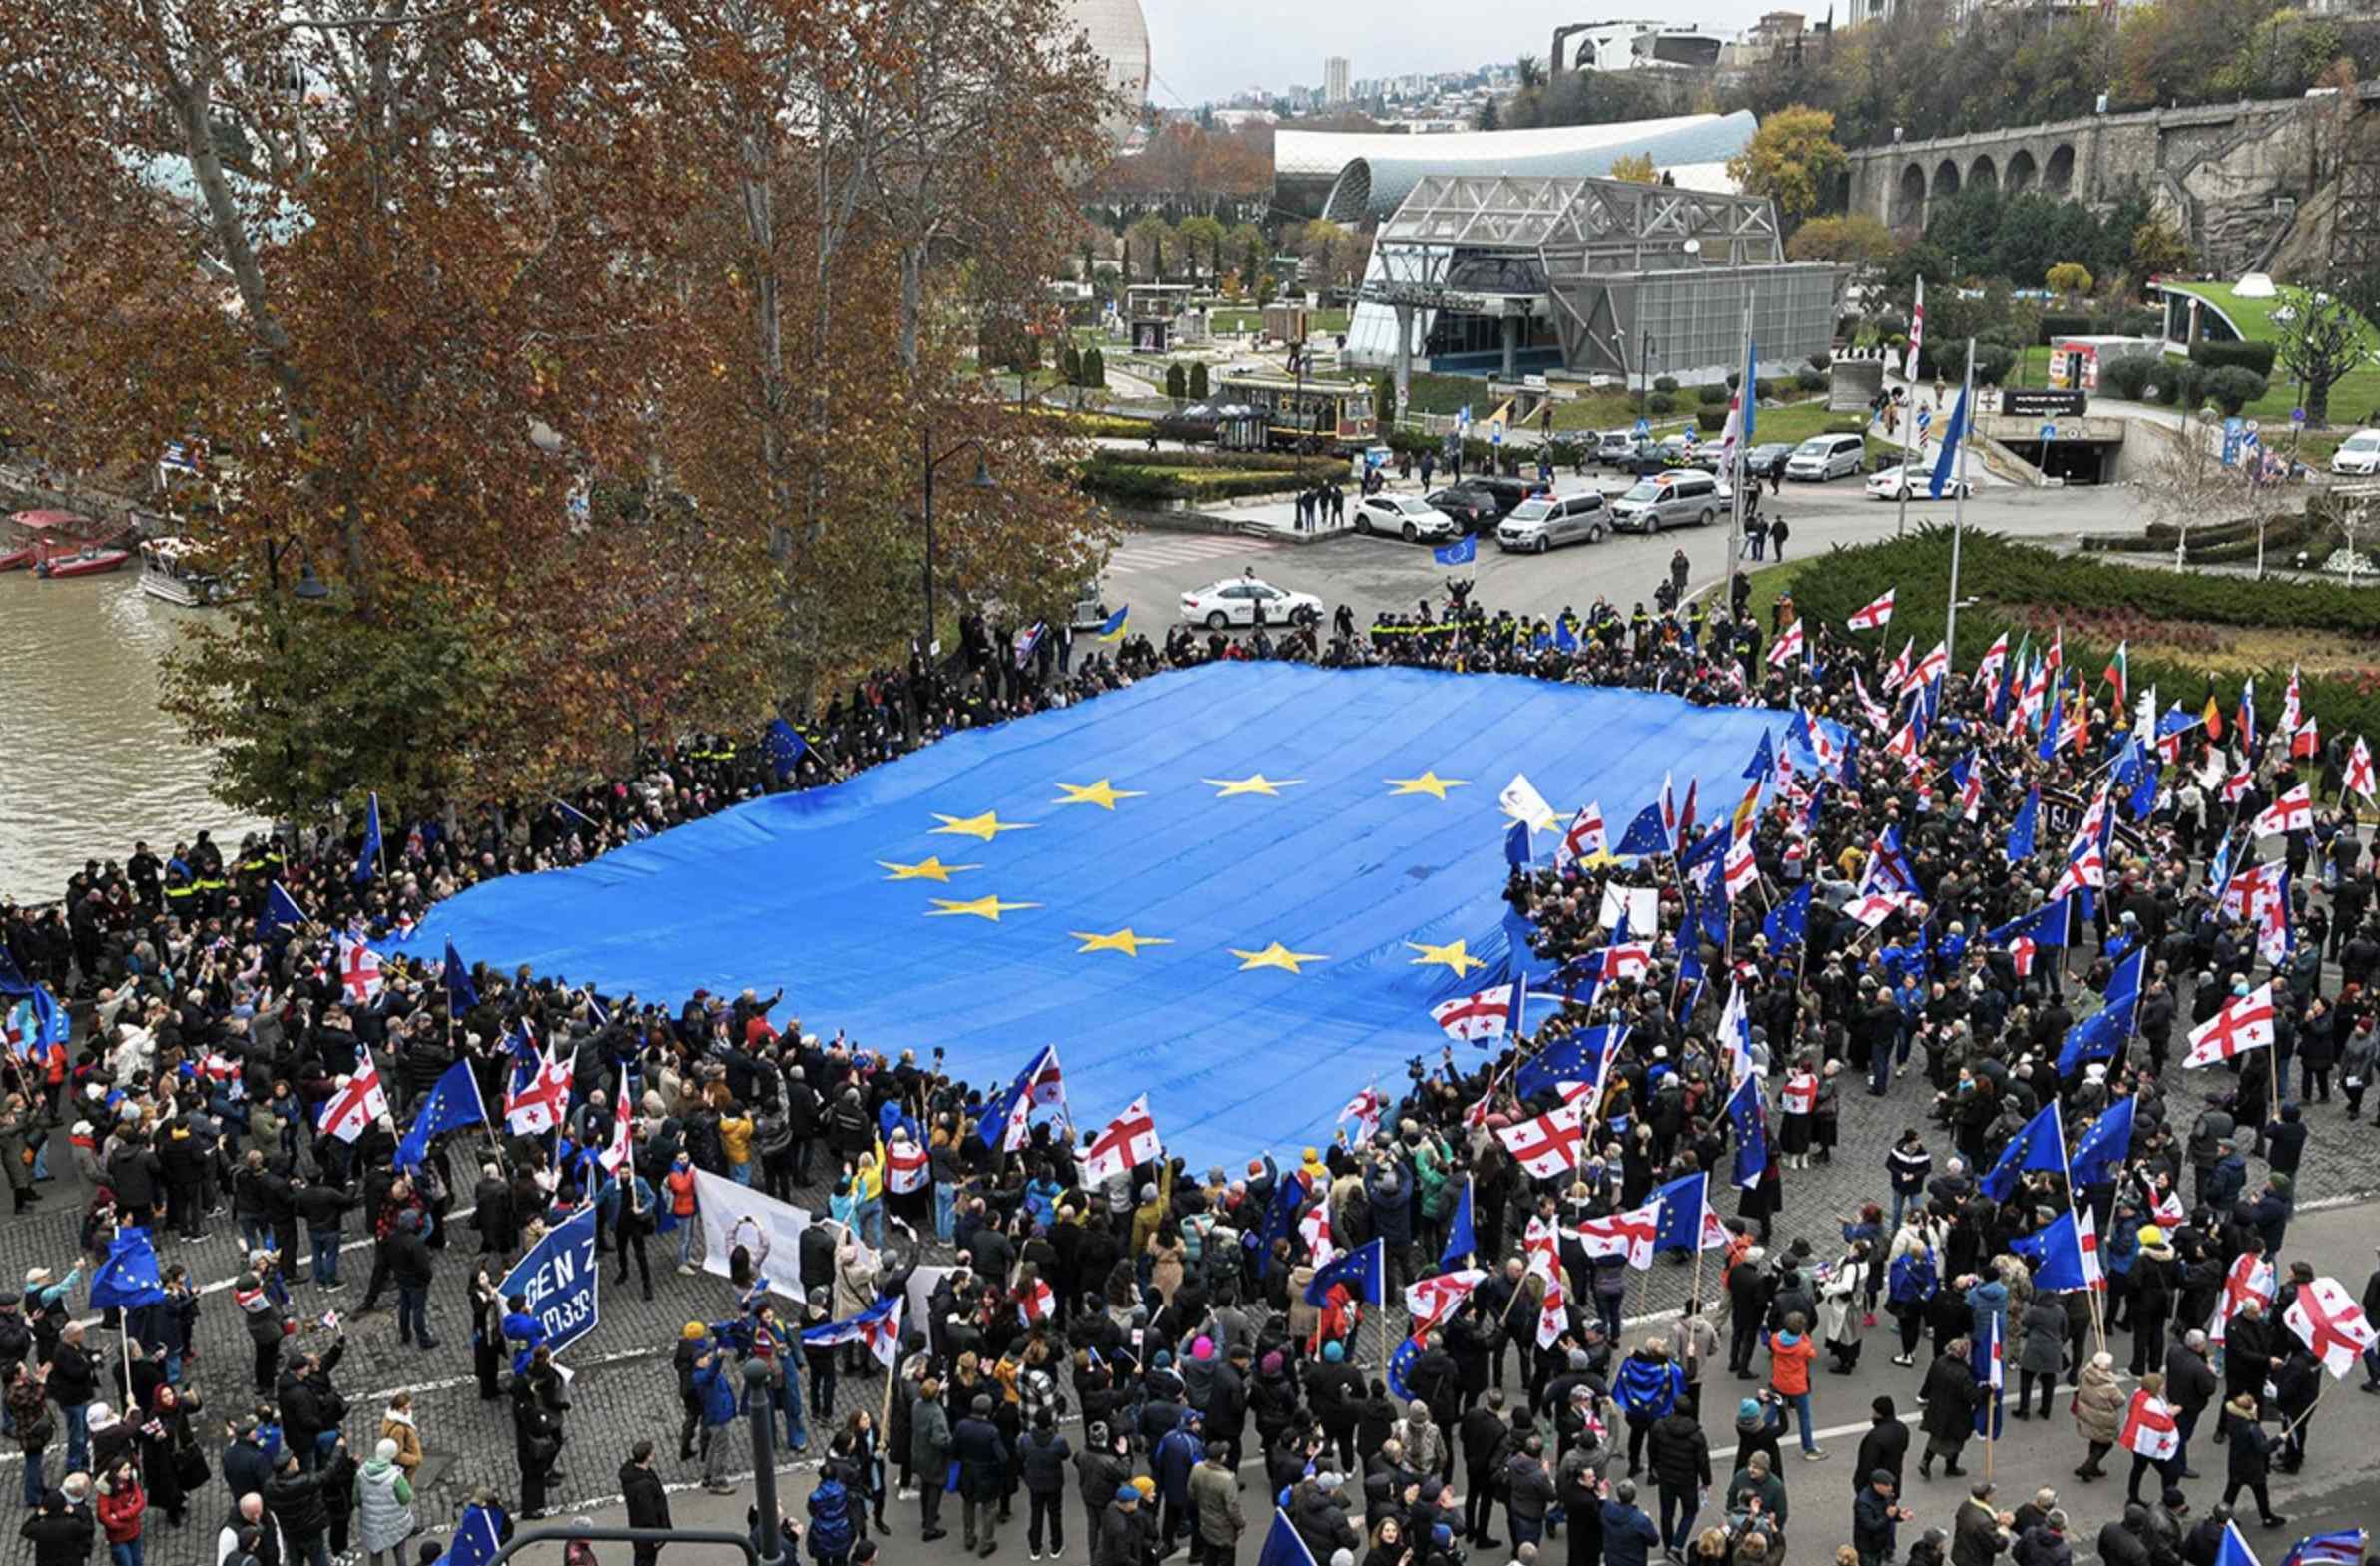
[1695,408,1727,432]
[2190,340,2278,378]
[1783,528,2380,739]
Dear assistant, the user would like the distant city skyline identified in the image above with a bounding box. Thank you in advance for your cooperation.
[1140,0,1804,106]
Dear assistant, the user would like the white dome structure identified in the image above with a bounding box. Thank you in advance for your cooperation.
[1057,0,1150,139]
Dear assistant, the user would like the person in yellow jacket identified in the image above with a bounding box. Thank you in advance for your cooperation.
[718,1103,756,1186]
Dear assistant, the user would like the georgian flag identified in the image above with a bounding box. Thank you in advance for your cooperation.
[2148,1185,2186,1228]
[886,1135,930,1194]
[1081,1096,1163,1185]
[1521,1215,1561,1281]
[1554,803,1608,874]
[317,1054,389,1144]
[1597,940,1653,982]
[2184,983,2277,1069]
[1300,1189,1335,1266]
[2283,1275,2379,1379]
[1495,1102,1587,1178]
[1848,588,1896,631]
[1017,1277,1057,1326]
[1766,618,1805,669]
[1907,640,1950,694]
[1850,673,1892,735]
[597,1079,634,1173]
[2252,783,2313,838]
[1844,889,1913,929]
[2347,735,2377,801]
[2209,1252,2278,1345]
[1536,1268,1570,1350]
[1884,637,1914,693]
[505,1037,574,1135]
[1573,1201,1660,1270]
[2119,1389,2179,1460]
[336,937,384,1004]
[1431,981,1523,1044]
[1339,1085,1384,1144]
[1975,630,2009,691]
[1405,1269,1487,1335]
[2280,665,2302,737]
[2221,760,2254,804]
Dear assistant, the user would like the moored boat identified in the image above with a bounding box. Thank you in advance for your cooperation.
[33,545,132,579]
[137,536,230,605]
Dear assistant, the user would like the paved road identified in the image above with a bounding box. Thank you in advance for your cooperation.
[1098,478,2148,633]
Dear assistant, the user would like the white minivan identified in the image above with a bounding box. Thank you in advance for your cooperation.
[1785,433,1867,482]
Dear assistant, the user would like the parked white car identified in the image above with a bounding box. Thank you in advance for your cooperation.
[1179,578,1323,629]
[2330,427,2380,475]
[1865,463,1973,501]
[1352,494,1459,542]
[1785,433,1867,481]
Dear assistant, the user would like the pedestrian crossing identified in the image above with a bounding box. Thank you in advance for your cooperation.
[1106,530,1282,578]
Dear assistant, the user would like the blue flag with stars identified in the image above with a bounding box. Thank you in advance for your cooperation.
[2067,1094,2136,1190]
[1258,1510,1321,1566]
[443,939,479,1013]
[1614,800,1668,857]
[1441,1176,1477,1270]
[395,1057,489,1171]
[2007,783,2041,864]
[351,791,382,884]
[1255,1167,1305,1278]
[1744,730,1775,782]
[765,718,809,782]
[1986,896,2071,955]
[90,1226,166,1310]
[1434,535,1477,567]
[1505,817,1531,869]
[1726,1074,1768,1190]
[1762,883,1810,949]
[1303,1237,1386,1307]
[259,882,310,937]
[2010,1207,2092,1292]
[1651,1171,1717,1253]
[1980,1098,2067,1201]
[2056,946,2143,1076]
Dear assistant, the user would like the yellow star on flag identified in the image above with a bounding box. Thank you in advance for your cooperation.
[1052,779,1146,810]
[1070,927,1172,957]
[1406,938,1484,976]
[1386,770,1471,800]
[1229,940,1328,974]
[1202,774,1304,798]
[878,856,978,882]
[925,894,1041,921]
[929,810,1035,841]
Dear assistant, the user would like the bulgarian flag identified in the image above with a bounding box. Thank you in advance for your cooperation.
[2101,642,2127,708]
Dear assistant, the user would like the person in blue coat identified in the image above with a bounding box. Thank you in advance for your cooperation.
[1367,1154,1415,1294]
[1599,1478,1660,1566]
[1151,1408,1206,1555]
[689,1336,741,1495]
[1612,1340,1683,1477]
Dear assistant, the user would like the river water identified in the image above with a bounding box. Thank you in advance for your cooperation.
[0,571,266,902]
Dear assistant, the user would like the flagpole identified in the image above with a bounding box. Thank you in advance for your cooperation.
[1945,338,1975,661]
[1727,286,1753,592]
[1898,278,1923,540]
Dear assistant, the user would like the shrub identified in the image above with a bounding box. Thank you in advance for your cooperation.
[1695,407,1727,432]
[2190,340,2277,377]
[2039,312,2092,343]
[1699,383,1730,405]
[2099,352,2160,401]
[1188,362,1210,399]
[1973,343,2017,386]
[1794,368,1826,392]
[1061,345,1083,385]
[1808,350,1832,371]
[1082,346,1105,387]
[1164,362,1187,400]
[1648,392,1678,414]
[1653,375,1679,394]
[1755,378,1781,401]
[2204,365,2268,416]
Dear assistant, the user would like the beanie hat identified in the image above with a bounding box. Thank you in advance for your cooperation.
[682,1322,707,1340]
[1322,1340,1344,1362]
[1192,1337,1214,1360]
[1739,1398,1762,1421]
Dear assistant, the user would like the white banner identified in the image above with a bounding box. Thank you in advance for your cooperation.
[1599,884,1657,936]
[692,1168,813,1302]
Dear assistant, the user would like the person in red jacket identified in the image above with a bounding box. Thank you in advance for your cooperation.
[94,1458,145,1566]
[1766,1311,1825,1461]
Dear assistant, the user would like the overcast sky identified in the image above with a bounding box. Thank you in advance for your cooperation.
[1141,0,1789,106]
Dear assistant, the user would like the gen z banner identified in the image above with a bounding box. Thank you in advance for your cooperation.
[501,1205,600,1355]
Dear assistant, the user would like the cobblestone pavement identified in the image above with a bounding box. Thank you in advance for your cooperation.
[1,966,2370,1566]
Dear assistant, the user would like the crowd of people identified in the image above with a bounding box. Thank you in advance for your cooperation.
[2,563,2377,1566]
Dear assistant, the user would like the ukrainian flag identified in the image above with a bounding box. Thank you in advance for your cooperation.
[1098,605,1128,641]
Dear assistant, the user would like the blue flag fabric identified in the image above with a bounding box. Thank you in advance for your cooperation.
[1387,1332,1423,1403]
[1931,380,1971,499]
[1985,896,2071,955]
[1980,1099,2067,1201]
[1303,1238,1386,1307]
[1440,1177,1477,1271]
[499,1205,602,1357]
[396,1057,489,1171]
[443,1504,509,1566]
[90,1227,165,1310]
[2007,783,2041,864]
[1614,801,1668,858]
[259,883,310,937]
[2039,688,2064,762]
[2056,947,2144,1076]
[1651,1171,1713,1253]
[1256,1168,1305,1278]
[2068,1095,2137,1190]
[1259,1510,1321,1566]
[1434,535,1478,567]
[1515,1025,1622,1100]
[443,939,479,1013]
[1744,730,1775,782]
[1761,883,1811,950]
[1504,817,1531,870]
[2010,1207,2091,1292]
[765,719,809,783]
[1553,617,1579,653]
[352,792,382,885]
[1726,1075,1768,1190]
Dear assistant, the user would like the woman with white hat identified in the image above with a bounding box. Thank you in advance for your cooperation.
[354,1437,417,1566]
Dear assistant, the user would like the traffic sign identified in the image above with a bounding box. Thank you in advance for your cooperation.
[2040,423,2057,444]
[1633,416,1650,438]
[2291,407,2306,426]
[1489,419,1504,446]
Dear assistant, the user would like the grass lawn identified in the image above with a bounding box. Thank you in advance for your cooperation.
[1208,307,1350,336]
[1740,556,1819,627]
[2157,279,2380,428]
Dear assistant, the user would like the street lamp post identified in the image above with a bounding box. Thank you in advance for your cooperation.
[919,430,994,661]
